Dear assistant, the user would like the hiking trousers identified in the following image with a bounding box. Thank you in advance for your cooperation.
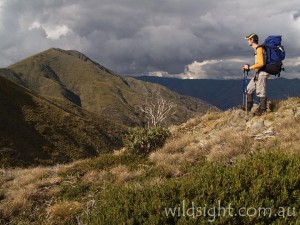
[246,71,269,97]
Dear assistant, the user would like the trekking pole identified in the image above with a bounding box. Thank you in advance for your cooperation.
[242,69,246,106]
[243,69,249,113]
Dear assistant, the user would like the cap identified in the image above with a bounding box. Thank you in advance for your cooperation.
[245,33,258,41]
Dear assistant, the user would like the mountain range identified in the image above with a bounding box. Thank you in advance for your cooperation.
[136,76,300,110]
[0,48,215,167]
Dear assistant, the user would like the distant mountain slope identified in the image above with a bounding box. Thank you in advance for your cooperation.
[136,76,300,110]
[0,71,124,167]
[4,48,216,126]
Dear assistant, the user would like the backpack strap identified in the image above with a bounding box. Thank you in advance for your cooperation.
[255,45,264,54]
[255,46,267,73]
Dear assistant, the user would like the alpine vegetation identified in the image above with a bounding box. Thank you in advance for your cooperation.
[1,97,300,224]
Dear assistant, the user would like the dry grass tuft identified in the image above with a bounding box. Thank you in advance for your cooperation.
[163,134,198,153]
[82,170,110,183]
[179,116,203,130]
[110,165,145,183]
[149,141,207,177]
[149,151,183,167]
[0,166,63,220]
[272,116,300,153]
[147,177,165,186]
[205,129,251,163]
[0,167,48,218]
[113,147,127,156]
[46,200,81,224]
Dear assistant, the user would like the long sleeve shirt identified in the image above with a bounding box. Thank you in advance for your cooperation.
[249,46,265,71]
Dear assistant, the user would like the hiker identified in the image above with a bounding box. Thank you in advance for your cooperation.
[242,33,269,116]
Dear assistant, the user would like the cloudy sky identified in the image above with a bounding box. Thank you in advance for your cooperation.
[0,0,299,79]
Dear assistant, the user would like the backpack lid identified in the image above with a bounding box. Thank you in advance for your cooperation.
[263,36,282,48]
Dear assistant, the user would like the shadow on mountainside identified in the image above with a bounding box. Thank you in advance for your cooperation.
[0,75,52,167]
[0,73,125,168]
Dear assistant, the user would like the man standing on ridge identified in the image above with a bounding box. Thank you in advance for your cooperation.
[241,33,269,116]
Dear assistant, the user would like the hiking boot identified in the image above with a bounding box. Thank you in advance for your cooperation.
[239,94,253,112]
[254,97,267,116]
[246,93,253,111]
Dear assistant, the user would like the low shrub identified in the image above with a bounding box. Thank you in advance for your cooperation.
[124,127,171,155]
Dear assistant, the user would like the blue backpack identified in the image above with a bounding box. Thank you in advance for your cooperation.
[260,36,285,76]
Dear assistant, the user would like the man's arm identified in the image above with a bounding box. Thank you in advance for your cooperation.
[249,47,264,70]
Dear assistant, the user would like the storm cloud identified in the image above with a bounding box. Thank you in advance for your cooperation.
[0,0,299,79]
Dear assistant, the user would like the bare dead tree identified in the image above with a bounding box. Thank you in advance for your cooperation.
[139,97,177,127]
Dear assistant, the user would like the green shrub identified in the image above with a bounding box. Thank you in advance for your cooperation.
[124,127,170,155]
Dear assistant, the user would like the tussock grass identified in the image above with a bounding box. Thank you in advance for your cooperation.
[270,116,300,154]
[275,97,300,112]
[82,170,110,183]
[0,164,74,223]
[46,200,81,224]
[205,128,251,163]
[110,165,145,183]
[0,167,54,220]
[149,151,185,177]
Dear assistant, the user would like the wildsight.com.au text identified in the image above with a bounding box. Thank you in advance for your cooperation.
[164,200,297,222]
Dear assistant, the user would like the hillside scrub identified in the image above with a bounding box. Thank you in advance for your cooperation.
[1,150,298,224]
[124,127,171,155]
[1,98,300,224]
[90,151,300,225]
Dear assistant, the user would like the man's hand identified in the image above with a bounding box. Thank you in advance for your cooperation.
[242,64,250,71]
